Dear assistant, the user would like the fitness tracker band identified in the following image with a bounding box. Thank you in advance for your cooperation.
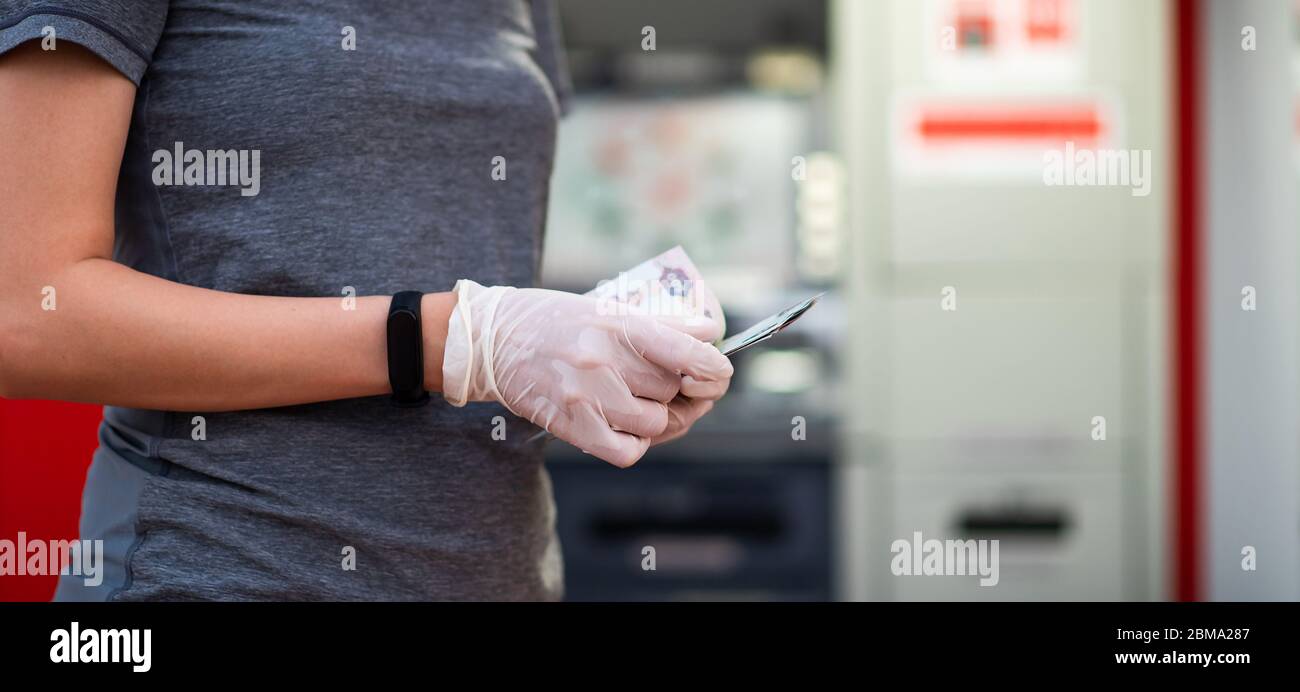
[387,290,430,407]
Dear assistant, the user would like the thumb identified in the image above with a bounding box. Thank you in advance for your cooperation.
[626,316,733,382]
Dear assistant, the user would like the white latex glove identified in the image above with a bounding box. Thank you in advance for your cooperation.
[442,280,733,467]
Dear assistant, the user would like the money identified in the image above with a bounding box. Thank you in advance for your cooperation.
[586,246,819,354]
[586,245,725,344]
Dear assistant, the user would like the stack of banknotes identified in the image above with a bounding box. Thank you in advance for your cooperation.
[586,246,821,356]
[586,245,726,345]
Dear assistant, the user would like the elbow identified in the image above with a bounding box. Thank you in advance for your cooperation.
[0,321,21,399]
[0,335,16,399]
[0,311,41,400]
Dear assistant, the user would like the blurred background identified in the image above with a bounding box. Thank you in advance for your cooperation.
[538,0,1299,601]
[2,0,1298,601]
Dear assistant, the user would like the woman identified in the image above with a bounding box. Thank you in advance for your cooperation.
[0,0,731,600]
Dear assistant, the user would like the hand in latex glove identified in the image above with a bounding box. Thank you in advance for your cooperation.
[442,280,733,467]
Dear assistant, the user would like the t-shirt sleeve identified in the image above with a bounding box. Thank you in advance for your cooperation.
[0,0,169,85]
[530,0,573,116]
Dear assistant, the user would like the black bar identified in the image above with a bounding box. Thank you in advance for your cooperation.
[0,602,1290,675]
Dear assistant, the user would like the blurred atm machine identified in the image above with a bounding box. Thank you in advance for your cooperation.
[834,0,1171,600]
[543,0,840,601]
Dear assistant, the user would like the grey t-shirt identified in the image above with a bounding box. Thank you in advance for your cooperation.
[0,0,571,600]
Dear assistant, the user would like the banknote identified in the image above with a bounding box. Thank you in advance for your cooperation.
[586,246,819,354]
[586,245,725,344]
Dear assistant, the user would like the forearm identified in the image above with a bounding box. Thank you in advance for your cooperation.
[0,257,455,411]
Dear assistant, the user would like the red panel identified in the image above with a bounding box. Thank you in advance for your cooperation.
[0,399,101,601]
[916,106,1104,143]
[1171,0,1202,602]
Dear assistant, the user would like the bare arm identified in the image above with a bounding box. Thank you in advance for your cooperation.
[0,42,453,411]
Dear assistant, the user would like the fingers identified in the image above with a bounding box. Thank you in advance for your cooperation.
[546,403,653,469]
[652,397,714,446]
[621,360,681,403]
[653,312,724,344]
[624,316,733,382]
[603,394,670,439]
[679,374,729,400]
[585,426,652,468]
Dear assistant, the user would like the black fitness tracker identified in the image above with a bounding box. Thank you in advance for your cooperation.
[387,290,430,407]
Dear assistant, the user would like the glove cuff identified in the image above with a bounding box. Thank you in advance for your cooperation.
[442,279,513,407]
